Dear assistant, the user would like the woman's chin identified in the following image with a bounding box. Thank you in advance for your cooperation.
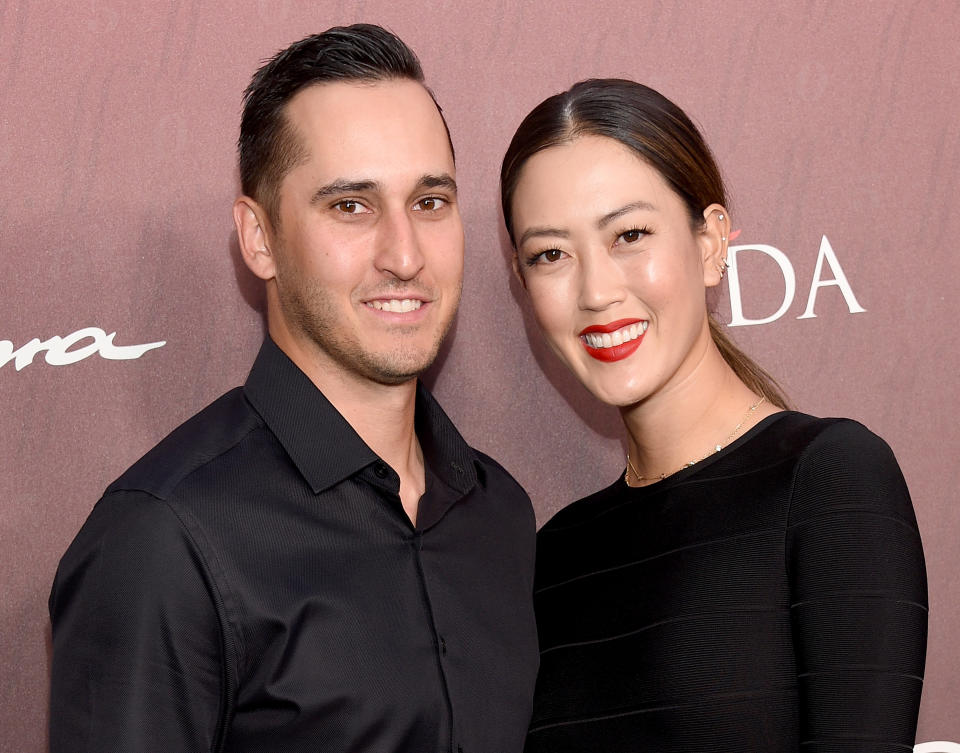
[555,352,656,407]
[578,380,649,409]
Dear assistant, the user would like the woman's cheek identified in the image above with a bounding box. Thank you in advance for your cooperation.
[541,289,578,343]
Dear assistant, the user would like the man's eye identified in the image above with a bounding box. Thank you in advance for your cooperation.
[334,200,366,214]
[414,197,446,211]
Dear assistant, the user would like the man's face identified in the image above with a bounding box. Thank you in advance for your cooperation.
[269,79,463,386]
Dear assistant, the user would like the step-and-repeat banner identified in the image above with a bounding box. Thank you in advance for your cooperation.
[2,1,958,748]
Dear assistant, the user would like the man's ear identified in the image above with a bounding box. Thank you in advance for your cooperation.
[233,196,277,281]
[700,203,729,288]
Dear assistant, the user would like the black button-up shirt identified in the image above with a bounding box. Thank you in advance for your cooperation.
[49,338,539,753]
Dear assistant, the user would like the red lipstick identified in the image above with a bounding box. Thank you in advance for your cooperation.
[579,318,642,335]
[579,319,645,362]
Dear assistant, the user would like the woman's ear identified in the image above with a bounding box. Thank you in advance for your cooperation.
[700,203,730,288]
[233,196,277,282]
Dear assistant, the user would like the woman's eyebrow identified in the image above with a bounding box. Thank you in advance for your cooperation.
[597,200,657,228]
[517,226,570,247]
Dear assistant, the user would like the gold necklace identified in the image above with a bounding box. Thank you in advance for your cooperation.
[625,396,767,485]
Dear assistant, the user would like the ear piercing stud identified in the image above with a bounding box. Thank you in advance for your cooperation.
[716,255,730,279]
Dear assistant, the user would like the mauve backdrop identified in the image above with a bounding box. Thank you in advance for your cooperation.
[2,1,958,749]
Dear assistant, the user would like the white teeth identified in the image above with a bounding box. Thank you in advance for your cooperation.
[367,299,422,313]
[583,321,648,349]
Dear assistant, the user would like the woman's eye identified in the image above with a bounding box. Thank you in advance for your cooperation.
[619,228,644,243]
[414,197,448,211]
[527,248,565,266]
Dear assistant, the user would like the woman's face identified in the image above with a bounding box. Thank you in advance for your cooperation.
[510,135,723,407]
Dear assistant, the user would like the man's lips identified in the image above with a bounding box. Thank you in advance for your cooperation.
[364,298,427,313]
[579,319,648,362]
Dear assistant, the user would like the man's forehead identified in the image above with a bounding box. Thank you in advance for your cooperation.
[283,78,455,184]
[284,79,449,148]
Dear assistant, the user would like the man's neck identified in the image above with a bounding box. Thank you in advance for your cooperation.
[270,326,426,525]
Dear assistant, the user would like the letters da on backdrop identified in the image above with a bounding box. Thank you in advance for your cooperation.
[726,234,865,326]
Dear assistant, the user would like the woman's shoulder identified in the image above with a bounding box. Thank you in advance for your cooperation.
[752,410,888,454]
[772,412,916,525]
[766,411,900,478]
[715,410,900,478]
[537,473,629,535]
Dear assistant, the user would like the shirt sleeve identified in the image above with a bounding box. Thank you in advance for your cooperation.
[786,420,927,751]
[49,491,225,753]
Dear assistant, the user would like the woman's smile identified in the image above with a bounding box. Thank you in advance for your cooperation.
[579,319,648,361]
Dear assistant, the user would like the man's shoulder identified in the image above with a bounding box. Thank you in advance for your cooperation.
[107,386,266,501]
[471,448,528,497]
[467,448,535,530]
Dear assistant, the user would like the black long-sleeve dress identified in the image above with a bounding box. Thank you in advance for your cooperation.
[526,412,927,752]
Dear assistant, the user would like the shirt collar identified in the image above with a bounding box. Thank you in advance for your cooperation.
[244,338,478,496]
[414,379,479,496]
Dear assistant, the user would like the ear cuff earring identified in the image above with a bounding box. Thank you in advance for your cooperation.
[717,213,729,277]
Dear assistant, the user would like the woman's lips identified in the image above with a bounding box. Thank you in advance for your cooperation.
[579,319,648,362]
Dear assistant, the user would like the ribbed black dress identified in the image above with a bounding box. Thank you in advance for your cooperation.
[526,412,927,752]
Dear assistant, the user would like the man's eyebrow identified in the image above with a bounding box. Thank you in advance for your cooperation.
[418,173,458,193]
[516,226,570,248]
[310,175,457,204]
[597,201,657,228]
[310,180,379,204]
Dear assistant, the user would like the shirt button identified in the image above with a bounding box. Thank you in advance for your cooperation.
[373,462,388,479]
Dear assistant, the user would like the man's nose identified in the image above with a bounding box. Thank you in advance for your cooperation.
[375,208,425,280]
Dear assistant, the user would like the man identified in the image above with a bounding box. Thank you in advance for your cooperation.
[49,24,538,753]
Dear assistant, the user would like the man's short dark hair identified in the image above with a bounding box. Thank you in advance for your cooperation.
[239,23,453,226]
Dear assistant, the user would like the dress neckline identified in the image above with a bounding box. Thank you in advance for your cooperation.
[619,410,795,493]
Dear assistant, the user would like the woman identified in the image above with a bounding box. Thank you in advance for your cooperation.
[500,79,927,752]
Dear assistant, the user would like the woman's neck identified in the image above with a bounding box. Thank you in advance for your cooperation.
[620,347,778,485]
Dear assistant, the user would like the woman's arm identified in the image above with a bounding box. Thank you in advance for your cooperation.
[786,419,928,752]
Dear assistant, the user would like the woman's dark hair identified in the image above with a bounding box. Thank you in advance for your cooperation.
[500,78,788,409]
[239,23,452,225]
